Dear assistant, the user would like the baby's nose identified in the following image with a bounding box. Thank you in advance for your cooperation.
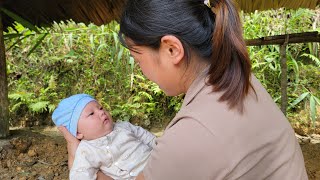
[100,110,106,116]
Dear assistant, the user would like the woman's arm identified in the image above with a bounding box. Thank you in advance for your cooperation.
[136,172,145,180]
[97,171,114,180]
[58,126,80,169]
[142,119,224,179]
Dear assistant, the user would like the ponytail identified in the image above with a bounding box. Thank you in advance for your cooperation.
[207,0,252,112]
[119,0,253,112]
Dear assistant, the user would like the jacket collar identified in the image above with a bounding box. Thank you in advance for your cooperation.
[181,67,209,108]
[165,67,210,130]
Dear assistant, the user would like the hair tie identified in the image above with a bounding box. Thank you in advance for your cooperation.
[204,0,212,8]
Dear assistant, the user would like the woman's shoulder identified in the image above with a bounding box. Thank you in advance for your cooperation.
[170,74,290,137]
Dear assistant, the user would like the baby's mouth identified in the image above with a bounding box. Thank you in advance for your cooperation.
[103,117,109,124]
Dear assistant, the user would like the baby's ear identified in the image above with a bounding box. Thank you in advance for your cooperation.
[76,132,84,140]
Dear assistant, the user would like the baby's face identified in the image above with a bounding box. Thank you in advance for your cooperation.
[77,101,114,140]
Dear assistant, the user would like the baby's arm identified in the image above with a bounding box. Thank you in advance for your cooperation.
[122,122,156,148]
[69,143,100,180]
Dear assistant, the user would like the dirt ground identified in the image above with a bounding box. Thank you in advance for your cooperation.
[0,127,319,180]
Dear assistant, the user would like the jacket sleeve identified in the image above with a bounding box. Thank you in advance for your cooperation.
[143,118,231,180]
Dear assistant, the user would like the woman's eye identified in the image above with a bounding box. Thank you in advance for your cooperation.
[100,107,103,110]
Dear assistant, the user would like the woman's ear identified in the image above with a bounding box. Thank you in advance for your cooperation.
[160,35,185,65]
[76,132,84,140]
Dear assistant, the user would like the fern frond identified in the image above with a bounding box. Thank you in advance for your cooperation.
[28,101,49,113]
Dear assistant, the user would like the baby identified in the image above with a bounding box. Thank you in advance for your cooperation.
[52,94,156,180]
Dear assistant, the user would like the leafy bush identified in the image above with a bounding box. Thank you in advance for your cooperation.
[244,8,320,128]
[5,21,181,128]
[4,8,320,131]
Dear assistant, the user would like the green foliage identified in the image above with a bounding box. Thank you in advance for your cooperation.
[242,8,315,39]
[301,53,320,66]
[288,63,320,125]
[245,8,320,127]
[4,8,320,130]
[5,21,181,128]
[290,91,320,127]
[0,8,39,33]
[1,8,48,56]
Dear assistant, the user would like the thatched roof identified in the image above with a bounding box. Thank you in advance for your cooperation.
[0,0,127,29]
[0,0,319,29]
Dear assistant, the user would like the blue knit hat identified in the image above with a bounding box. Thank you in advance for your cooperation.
[52,94,95,137]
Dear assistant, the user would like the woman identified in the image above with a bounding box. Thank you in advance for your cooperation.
[59,0,308,179]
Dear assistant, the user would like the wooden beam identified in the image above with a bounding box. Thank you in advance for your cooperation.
[246,31,320,46]
[0,12,10,138]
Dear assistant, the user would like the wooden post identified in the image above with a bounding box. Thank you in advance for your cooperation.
[0,12,10,138]
[245,32,320,117]
[280,35,289,116]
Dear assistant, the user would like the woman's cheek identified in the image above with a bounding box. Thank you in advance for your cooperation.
[141,67,156,83]
[141,67,151,79]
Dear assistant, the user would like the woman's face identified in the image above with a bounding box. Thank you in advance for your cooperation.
[129,46,160,85]
[129,45,185,96]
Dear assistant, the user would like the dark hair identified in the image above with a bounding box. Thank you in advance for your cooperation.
[119,0,253,112]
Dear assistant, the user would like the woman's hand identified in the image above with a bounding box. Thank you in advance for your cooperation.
[136,172,145,180]
[58,126,80,169]
[97,171,114,180]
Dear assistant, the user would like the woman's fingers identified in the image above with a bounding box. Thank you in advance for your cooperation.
[58,126,80,151]
[58,126,80,169]
[58,126,78,143]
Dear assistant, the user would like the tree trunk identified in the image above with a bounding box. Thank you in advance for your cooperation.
[0,13,10,138]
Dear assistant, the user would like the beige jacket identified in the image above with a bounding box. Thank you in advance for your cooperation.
[144,70,307,180]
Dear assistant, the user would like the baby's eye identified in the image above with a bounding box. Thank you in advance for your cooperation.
[99,107,103,110]
[89,112,94,116]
